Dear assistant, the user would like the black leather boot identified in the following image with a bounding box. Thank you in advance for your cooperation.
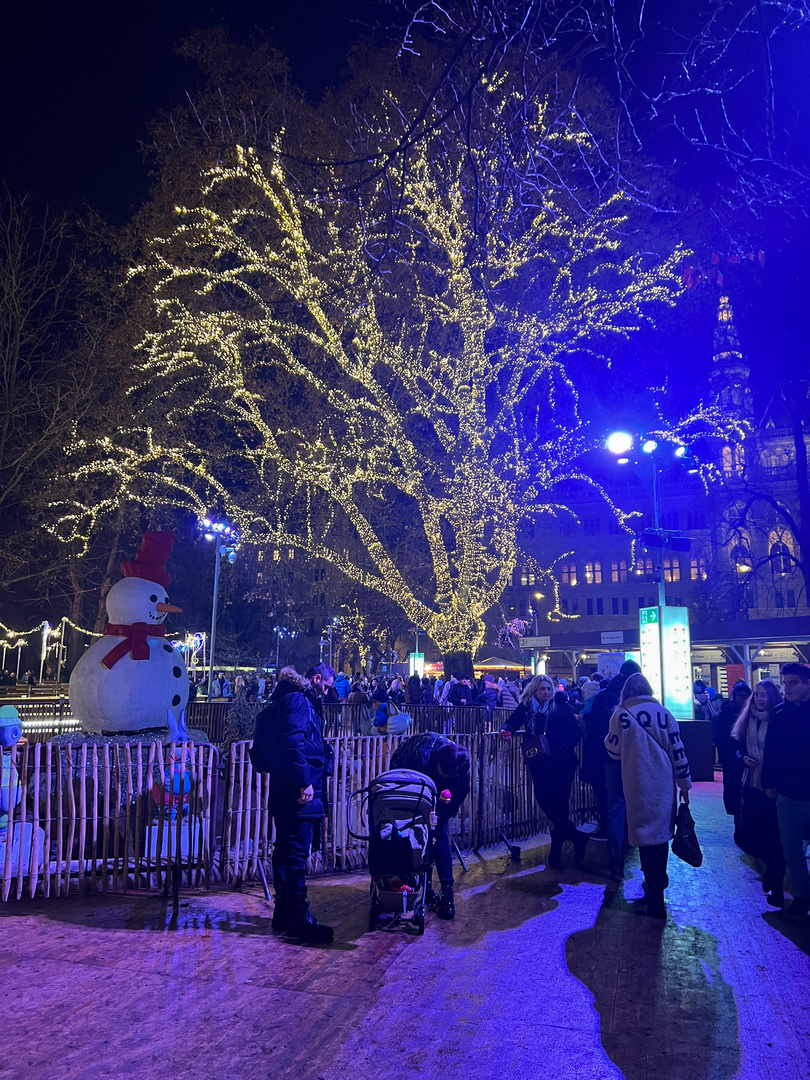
[271,895,289,931]
[285,904,334,944]
[547,832,564,870]
[437,882,455,920]
[573,829,590,868]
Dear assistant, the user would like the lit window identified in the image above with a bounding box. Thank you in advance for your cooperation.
[770,542,791,576]
[520,568,535,586]
[611,559,628,583]
[636,557,654,582]
[288,549,295,560]
[561,562,577,586]
[585,561,602,584]
[257,550,265,563]
[663,556,680,583]
[256,572,263,585]
[690,556,707,581]
[272,549,280,562]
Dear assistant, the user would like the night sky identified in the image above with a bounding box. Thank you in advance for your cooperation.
[2,0,379,220]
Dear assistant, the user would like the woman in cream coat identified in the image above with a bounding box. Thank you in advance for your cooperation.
[605,673,692,918]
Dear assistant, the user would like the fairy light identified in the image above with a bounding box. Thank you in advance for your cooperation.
[55,95,742,656]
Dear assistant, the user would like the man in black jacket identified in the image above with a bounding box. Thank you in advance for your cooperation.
[251,666,333,943]
[390,732,471,920]
[763,663,810,918]
[584,659,641,879]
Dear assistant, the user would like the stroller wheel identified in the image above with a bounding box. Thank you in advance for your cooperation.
[415,907,425,935]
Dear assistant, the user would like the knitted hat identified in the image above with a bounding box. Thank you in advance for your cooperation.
[120,532,175,589]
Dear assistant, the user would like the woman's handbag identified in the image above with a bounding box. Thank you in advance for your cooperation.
[522,713,551,762]
[672,803,703,867]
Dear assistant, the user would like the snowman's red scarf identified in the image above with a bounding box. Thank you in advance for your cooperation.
[102,622,168,669]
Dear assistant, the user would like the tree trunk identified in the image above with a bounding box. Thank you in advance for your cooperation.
[442,650,474,679]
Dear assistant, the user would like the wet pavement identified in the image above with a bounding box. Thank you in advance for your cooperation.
[1,779,809,1079]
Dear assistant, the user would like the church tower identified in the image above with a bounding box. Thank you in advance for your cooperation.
[708,295,753,422]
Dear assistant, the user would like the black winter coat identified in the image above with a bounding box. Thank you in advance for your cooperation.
[390,731,470,815]
[502,699,582,757]
[251,677,328,818]
[580,676,624,784]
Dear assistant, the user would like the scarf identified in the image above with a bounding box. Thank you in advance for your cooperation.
[102,622,167,669]
[745,707,769,790]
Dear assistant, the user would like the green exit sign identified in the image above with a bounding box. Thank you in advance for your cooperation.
[640,607,659,625]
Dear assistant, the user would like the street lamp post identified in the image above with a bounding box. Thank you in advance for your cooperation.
[202,517,240,699]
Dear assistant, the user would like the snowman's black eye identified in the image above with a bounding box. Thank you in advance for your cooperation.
[150,594,158,603]
[163,596,168,604]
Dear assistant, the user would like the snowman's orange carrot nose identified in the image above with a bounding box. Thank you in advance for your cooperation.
[155,603,183,613]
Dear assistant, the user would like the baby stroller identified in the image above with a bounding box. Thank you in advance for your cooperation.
[348,768,437,934]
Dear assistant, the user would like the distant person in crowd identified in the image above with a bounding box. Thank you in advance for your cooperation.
[420,677,434,704]
[477,674,501,711]
[763,663,810,918]
[186,674,198,704]
[211,672,231,699]
[501,674,589,870]
[732,679,785,906]
[582,660,641,877]
[606,673,692,920]
[390,732,471,920]
[500,677,521,710]
[433,676,445,702]
[714,682,751,816]
[449,676,473,706]
[407,672,422,704]
[233,675,246,696]
[251,666,333,943]
[25,670,36,690]
[388,676,405,705]
[333,670,351,701]
[440,673,459,705]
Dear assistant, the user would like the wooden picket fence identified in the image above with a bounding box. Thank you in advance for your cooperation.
[0,740,218,903]
[218,733,598,885]
[0,727,598,902]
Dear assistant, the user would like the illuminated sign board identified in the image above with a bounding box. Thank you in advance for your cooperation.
[638,606,694,720]
[639,607,662,702]
[660,607,693,720]
[409,652,425,677]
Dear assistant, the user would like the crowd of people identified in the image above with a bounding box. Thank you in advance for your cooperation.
[210,654,810,940]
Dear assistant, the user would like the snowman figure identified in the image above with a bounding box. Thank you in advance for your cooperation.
[70,532,190,735]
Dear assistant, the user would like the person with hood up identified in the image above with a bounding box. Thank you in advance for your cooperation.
[606,672,692,919]
[250,666,333,943]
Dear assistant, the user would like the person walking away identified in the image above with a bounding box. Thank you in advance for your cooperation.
[407,672,422,705]
[605,673,692,919]
[477,674,501,713]
[251,666,334,943]
[731,679,785,906]
[501,674,589,870]
[762,663,810,918]
[390,732,471,919]
[500,677,521,710]
[714,682,751,816]
[585,660,641,879]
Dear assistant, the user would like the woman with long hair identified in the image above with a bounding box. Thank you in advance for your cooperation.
[501,674,588,869]
[732,678,785,906]
[605,673,692,919]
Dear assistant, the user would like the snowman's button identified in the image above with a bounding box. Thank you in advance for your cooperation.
[172,695,182,707]
[173,666,182,678]
[163,644,173,653]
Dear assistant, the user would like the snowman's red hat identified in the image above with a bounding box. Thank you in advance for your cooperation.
[120,532,175,589]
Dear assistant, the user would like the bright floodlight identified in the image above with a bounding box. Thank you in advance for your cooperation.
[642,439,658,454]
[606,431,633,455]
[617,457,630,465]
[674,445,687,457]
